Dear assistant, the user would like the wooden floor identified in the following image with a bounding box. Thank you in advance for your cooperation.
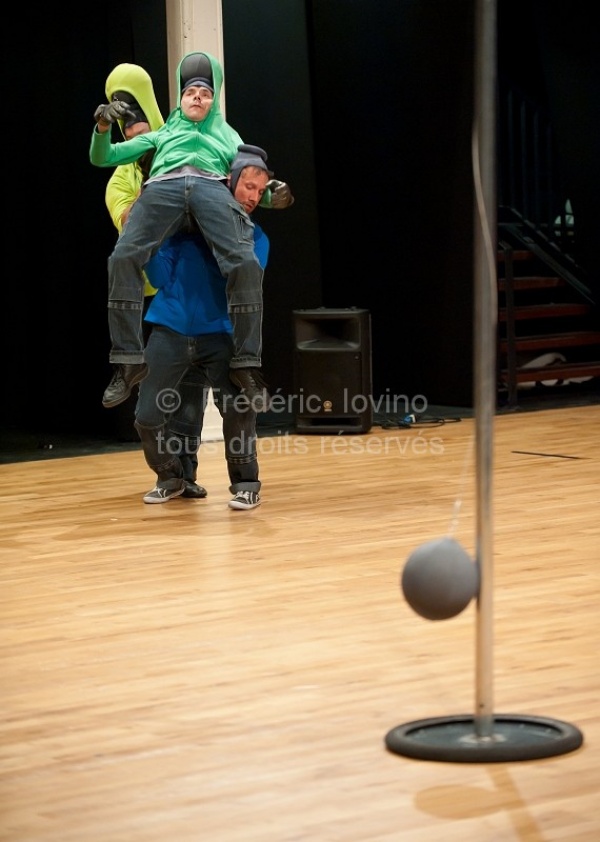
[1,405,599,841]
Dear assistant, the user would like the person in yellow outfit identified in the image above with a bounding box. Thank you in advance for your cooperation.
[104,63,164,305]
[100,63,165,438]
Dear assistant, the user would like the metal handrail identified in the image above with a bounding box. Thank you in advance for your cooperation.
[498,85,572,255]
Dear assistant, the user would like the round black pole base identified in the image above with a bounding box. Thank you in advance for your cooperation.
[385,714,583,763]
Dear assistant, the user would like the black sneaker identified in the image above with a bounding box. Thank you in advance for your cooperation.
[181,481,208,499]
[143,478,185,504]
[103,363,148,408]
[228,490,261,510]
[229,368,271,412]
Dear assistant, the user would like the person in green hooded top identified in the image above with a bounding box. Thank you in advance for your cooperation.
[90,51,293,413]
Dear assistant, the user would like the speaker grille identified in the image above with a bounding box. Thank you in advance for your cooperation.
[292,309,372,434]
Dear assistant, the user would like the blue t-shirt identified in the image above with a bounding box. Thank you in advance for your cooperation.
[144,222,269,336]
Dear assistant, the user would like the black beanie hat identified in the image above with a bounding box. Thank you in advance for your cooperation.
[182,77,214,94]
[179,53,213,94]
[111,91,148,128]
[229,144,273,194]
[124,105,149,128]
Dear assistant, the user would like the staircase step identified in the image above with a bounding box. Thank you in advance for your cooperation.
[499,331,600,352]
[497,276,565,291]
[498,303,593,321]
[497,249,536,263]
[500,360,600,384]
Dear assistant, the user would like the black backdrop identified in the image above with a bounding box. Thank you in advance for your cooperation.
[3,0,597,440]
[223,0,477,410]
[5,1,171,438]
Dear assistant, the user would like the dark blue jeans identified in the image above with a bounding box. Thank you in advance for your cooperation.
[108,176,264,369]
[134,327,260,493]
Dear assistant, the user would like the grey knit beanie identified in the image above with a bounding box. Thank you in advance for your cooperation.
[230,144,273,194]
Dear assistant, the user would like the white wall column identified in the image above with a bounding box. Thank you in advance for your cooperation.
[165,0,225,111]
[164,0,225,442]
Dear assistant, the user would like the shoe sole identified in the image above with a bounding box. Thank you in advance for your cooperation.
[228,500,261,510]
[103,395,132,409]
[102,366,148,409]
[143,485,185,504]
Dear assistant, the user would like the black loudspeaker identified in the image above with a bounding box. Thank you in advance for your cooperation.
[293,308,373,434]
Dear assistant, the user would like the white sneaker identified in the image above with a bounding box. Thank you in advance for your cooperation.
[143,479,185,504]
[228,490,261,510]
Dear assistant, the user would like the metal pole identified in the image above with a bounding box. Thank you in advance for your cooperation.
[385,0,583,762]
[472,0,497,738]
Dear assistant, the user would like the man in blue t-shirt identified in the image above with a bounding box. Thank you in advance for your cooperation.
[135,147,275,511]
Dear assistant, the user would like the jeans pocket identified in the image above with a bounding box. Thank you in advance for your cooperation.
[232,205,255,247]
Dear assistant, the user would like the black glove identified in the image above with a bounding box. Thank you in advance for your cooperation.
[266,179,295,209]
[94,100,136,126]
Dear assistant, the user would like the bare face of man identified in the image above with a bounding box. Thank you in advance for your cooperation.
[181,86,214,122]
[233,167,270,214]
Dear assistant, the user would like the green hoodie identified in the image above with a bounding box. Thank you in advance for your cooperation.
[90,52,243,178]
